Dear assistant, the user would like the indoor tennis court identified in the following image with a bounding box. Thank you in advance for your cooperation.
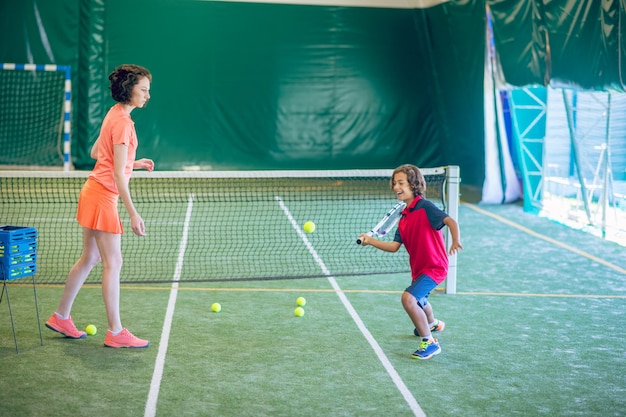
[2,1,626,416]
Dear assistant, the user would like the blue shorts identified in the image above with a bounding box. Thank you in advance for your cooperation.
[404,274,437,308]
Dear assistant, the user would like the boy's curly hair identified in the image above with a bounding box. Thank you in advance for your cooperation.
[108,64,152,104]
[390,164,426,196]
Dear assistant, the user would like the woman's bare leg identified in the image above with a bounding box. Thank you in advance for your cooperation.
[55,227,101,317]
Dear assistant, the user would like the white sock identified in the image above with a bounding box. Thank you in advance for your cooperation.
[110,329,122,336]
[55,312,68,320]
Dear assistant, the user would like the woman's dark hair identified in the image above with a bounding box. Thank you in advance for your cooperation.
[390,164,426,196]
[109,64,152,103]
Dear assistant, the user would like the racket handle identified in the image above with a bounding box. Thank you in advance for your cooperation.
[356,232,372,245]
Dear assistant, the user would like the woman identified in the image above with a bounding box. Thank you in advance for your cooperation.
[45,64,154,348]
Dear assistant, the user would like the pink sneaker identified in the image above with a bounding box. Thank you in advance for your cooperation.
[45,314,87,339]
[104,328,149,348]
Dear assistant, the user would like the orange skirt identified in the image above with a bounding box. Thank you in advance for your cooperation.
[76,178,124,234]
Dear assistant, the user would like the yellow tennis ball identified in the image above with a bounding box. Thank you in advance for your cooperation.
[86,324,97,336]
[296,296,307,306]
[303,221,316,233]
[211,303,222,313]
[294,307,305,317]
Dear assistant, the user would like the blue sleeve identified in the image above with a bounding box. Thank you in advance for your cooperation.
[393,227,402,243]
[422,200,449,230]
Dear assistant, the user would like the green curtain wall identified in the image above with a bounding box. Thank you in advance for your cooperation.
[489,0,626,91]
[2,1,485,185]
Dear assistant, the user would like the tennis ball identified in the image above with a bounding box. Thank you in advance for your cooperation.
[85,324,97,336]
[296,296,307,306]
[211,303,222,313]
[294,307,305,317]
[303,221,316,233]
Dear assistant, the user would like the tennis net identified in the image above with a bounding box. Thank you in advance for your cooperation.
[0,168,459,287]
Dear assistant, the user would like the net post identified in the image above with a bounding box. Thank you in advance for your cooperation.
[445,165,460,294]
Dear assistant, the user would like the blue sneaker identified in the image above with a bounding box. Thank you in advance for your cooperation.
[412,338,441,360]
[413,319,445,337]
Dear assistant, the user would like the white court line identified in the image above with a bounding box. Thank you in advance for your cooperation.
[144,193,195,417]
[275,196,426,417]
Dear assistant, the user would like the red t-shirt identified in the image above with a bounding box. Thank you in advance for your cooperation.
[394,196,449,284]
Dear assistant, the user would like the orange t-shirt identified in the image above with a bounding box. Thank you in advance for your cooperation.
[89,103,137,193]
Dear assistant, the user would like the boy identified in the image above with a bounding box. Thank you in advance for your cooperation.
[358,164,462,359]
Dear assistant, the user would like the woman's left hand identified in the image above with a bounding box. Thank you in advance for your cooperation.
[134,158,154,172]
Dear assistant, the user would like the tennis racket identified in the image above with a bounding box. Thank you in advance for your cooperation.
[356,201,406,245]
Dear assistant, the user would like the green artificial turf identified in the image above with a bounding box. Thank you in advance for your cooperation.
[1,203,624,416]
